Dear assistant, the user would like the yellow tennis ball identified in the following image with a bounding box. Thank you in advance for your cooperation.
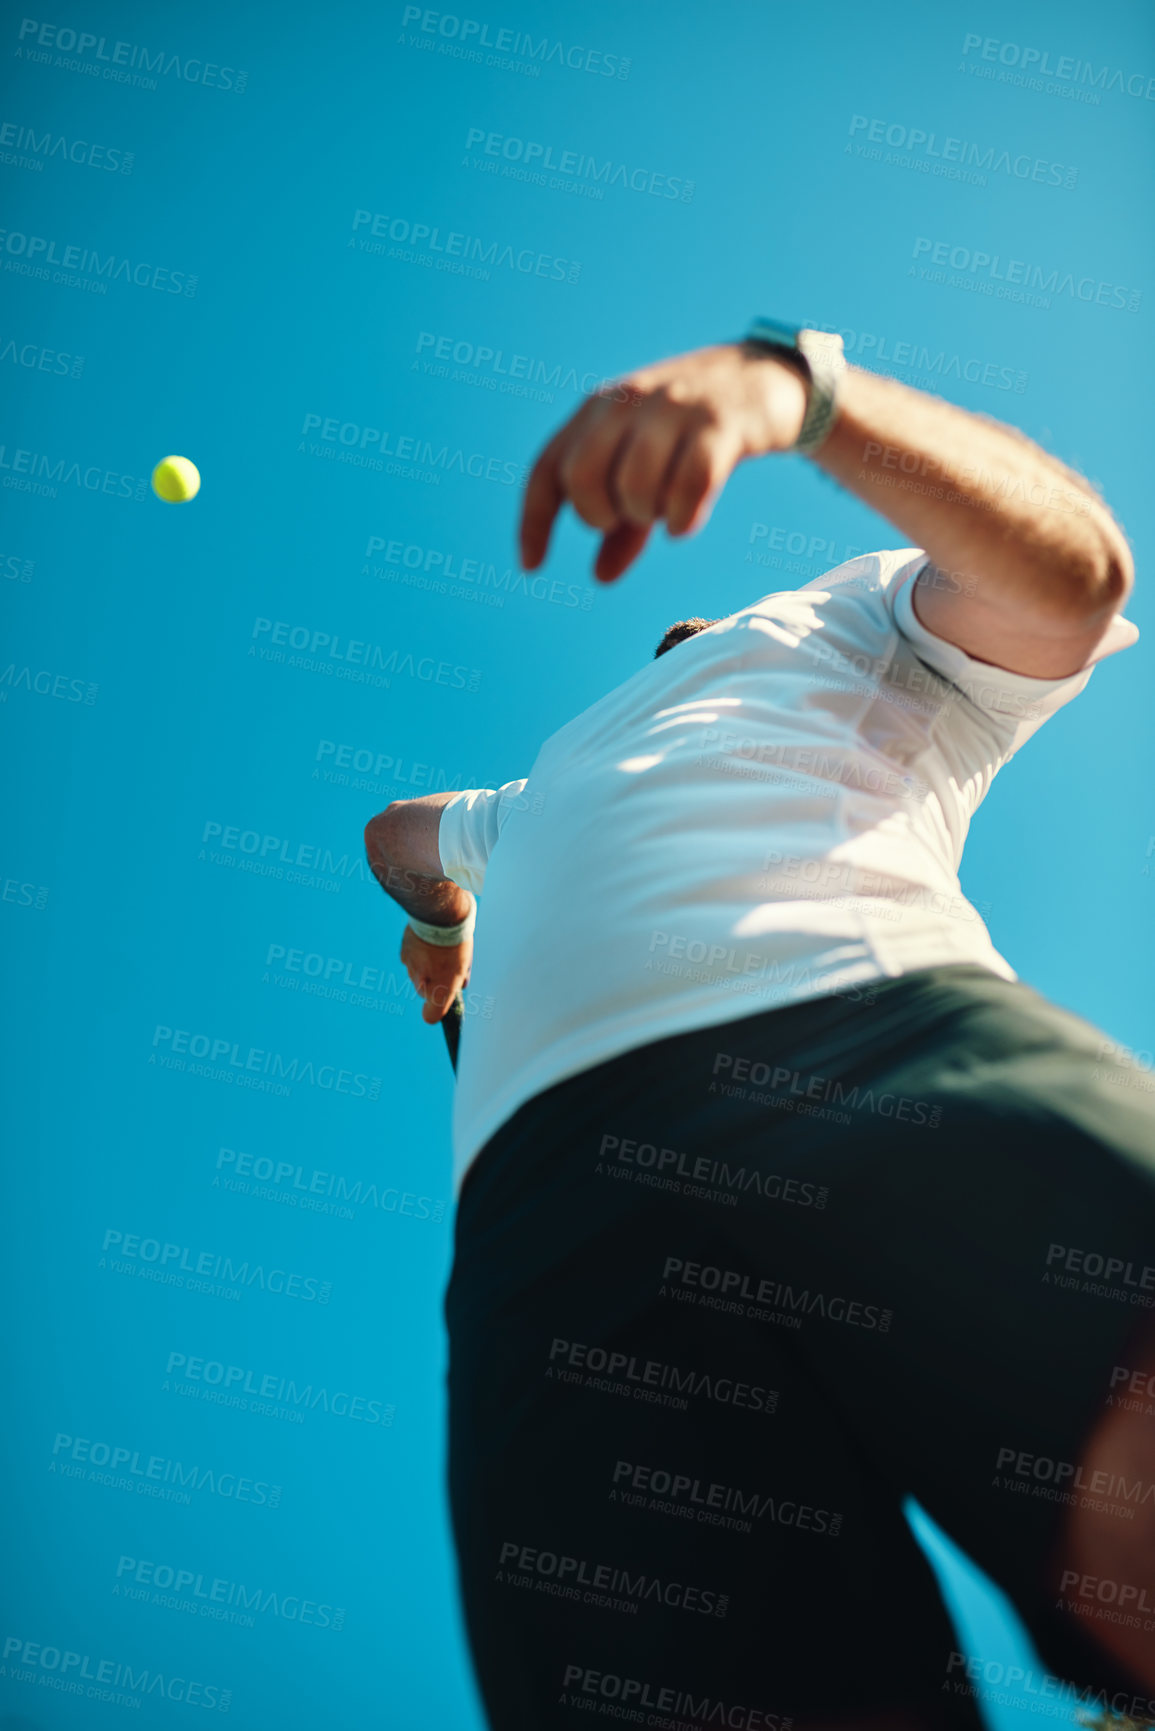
[151,455,201,502]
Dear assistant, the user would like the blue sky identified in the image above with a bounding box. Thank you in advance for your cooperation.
[2,1,1153,1725]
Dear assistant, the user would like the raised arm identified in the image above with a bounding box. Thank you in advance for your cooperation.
[519,344,1134,679]
[816,365,1133,676]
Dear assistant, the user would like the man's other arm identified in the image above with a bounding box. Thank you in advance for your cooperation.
[519,344,1134,679]
[364,793,473,1024]
[364,792,468,922]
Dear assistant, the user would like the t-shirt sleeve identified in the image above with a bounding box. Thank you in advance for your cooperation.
[436,780,529,896]
[887,549,1139,751]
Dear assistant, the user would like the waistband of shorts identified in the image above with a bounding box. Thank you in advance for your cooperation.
[459,963,1029,1206]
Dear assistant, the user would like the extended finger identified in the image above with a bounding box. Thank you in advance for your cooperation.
[519,428,569,572]
[593,521,652,585]
[520,392,616,569]
[664,424,743,537]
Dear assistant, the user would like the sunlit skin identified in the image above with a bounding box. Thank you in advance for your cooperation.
[519,344,810,583]
[368,338,1134,1031]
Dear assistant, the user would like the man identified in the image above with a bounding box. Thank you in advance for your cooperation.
[365,329,1155,1730]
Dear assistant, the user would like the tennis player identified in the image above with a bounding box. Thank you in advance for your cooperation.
[364,329,1155,1730]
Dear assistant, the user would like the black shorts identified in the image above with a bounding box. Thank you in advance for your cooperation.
[445,964,1155,1730]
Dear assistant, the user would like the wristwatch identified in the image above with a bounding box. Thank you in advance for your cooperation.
[741,318,847,456]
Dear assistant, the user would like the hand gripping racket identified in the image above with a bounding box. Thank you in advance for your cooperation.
[441,992,465,1073]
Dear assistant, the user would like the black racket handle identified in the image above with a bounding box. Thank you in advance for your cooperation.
[441,993,464,1072]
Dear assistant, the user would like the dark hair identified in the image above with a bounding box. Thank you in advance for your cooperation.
[654,617,721,659]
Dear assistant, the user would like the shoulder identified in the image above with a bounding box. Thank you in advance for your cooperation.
[796,548,927,602]
[738,549,926,619]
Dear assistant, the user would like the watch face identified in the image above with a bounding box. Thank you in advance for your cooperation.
[748,317,799,350]
[797,329,847,370]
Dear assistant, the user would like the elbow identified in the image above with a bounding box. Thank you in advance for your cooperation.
[1102,535,1135,612]
[1053,517,1134,626]
[363,800,407,863]
[1080,530,1135,624]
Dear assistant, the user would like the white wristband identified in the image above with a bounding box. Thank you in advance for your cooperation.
[407,897,476,946]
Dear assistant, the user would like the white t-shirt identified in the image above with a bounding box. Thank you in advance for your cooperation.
[437,549,1137,1194]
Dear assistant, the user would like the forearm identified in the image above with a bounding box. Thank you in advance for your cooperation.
[812,365,1133,622]
[363,800,473,927]
[370,860,472,926]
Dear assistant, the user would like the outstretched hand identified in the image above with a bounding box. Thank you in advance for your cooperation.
[518,342,809,584]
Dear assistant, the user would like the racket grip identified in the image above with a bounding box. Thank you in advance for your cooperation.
[441,993,464,1072]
